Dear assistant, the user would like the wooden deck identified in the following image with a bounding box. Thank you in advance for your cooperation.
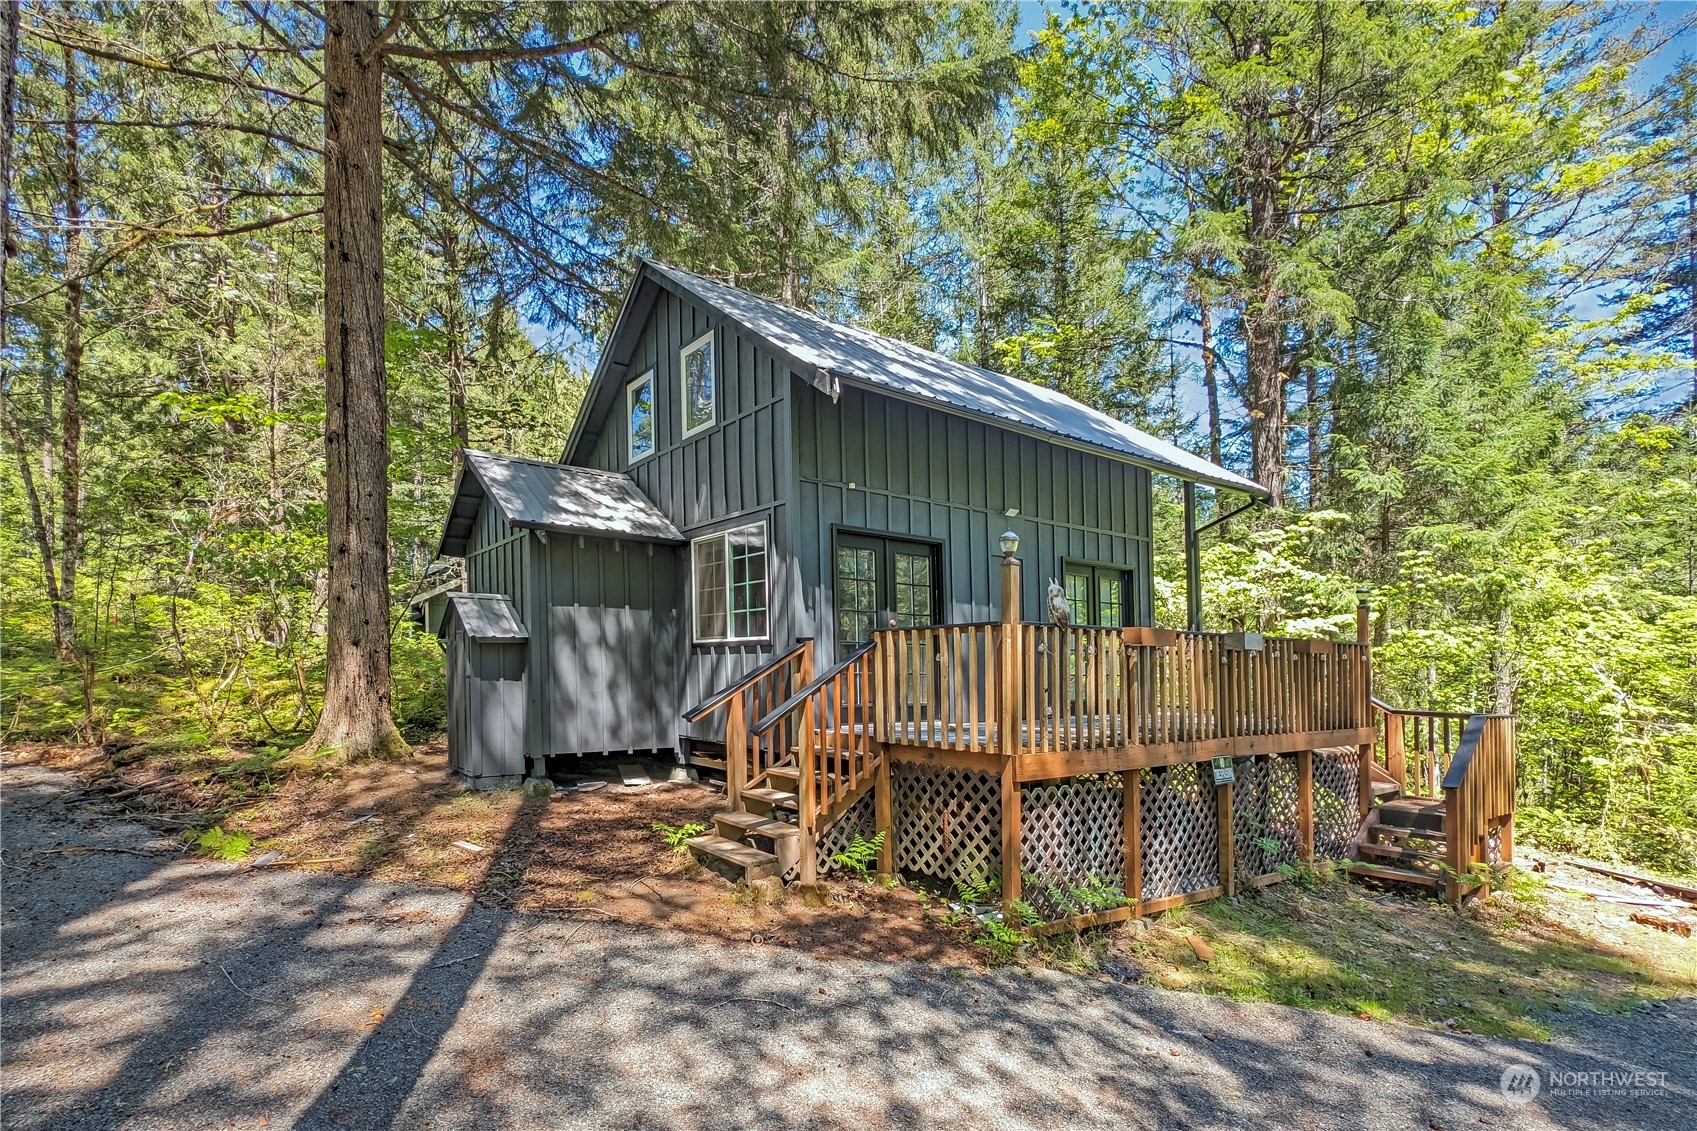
[686,598,1516,922]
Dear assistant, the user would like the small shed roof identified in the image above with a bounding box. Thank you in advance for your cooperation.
[438,450,683,557]
[440,593,529,643]
[631,262,1268,498]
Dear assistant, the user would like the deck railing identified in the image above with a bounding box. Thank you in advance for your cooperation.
[1373,698,1473,797]
[682,639,813,810]
[1442,713,1517,902]
[870,622,1370,757]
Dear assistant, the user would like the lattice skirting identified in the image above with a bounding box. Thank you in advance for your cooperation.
[1021,777,1124,919]
[1232,755,1303,879]
[818,791,879,875]
[1140,762,1220,902]
[1313,750,1361,859]
[892,764,1002,887]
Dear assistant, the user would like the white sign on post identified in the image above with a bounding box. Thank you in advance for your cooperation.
[1211,755,1236,786]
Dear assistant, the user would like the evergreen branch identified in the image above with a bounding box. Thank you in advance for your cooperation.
[22,22,321,107]
[19,116,322,154]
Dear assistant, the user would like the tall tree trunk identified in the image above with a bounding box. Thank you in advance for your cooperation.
[54,46,85,665]
[441,229,470,455]
[304,0,406,761]
[1687,185,1695,406]
[1305,363,1322,509]
[1198,299,1221,465]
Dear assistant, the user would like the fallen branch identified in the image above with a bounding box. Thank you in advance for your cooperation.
[220,963,280,1005]
[1547,880,1691,909]
[1562,859,1697,903]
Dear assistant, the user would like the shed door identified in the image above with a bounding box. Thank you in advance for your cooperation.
[834,535,939,658]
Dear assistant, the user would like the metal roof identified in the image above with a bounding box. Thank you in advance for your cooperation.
[640,261,1268,498]
[437,450,683,557]
[441,592,528,643]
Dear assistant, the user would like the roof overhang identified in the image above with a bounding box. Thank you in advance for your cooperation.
[437,449,683,558]
[440,592,528,643]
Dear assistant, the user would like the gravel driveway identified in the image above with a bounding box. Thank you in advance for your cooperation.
[3,761,1690,1130]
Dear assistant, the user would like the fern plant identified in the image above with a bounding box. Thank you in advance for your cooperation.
[830,831,886,878]
[652,821,708,853]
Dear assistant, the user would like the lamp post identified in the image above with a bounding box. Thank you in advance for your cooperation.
[997,529,1023,921]
[1355,585,1371,645]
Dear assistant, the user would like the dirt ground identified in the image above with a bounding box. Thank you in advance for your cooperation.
[9,737,1696,1033]
[6,740,984,966]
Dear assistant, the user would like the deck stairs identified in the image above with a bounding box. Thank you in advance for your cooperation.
[687,736,879,883]
[1348,761,1460,893]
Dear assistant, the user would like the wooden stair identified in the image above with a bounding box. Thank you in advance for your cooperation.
[1348,776,1454,892]
[688,759,874,884]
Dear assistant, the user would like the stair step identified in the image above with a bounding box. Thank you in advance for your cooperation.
[713,810,800,839]
[686,834,780,882]
[1373,824,1447,845]
[1375,797,1447,834]
[1368,780,1401,799]
[1358,842,1445,867]
[741,787,799,814]
[1348,862,1440,887]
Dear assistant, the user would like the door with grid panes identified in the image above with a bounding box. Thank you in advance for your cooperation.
[833,535,940,656]
[1062,563,1129,628]
[834,535,941,727]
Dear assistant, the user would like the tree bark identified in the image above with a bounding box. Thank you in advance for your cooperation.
[1305,363,1322,508]
[303,0,407,761]
[53,46,85,665]
[440,229,471,455]
[1198,299,1221,465]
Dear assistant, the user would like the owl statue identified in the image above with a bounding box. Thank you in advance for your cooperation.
[1047,578,1072,627]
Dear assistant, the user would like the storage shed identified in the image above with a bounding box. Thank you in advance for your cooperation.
[441,592,530,788]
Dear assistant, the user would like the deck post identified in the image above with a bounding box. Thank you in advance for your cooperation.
[1183,482,1202,633]
[1296,748,1315,863]
[1000,755,1021,921]
[798,702,819,884]
[725,693,746,812]
[874,753,895,874]
[1123,769,1141,915]
[1217,780,1235,897]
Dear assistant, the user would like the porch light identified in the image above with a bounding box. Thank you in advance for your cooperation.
[1356,585,1371,602]
[999,530,1020,558]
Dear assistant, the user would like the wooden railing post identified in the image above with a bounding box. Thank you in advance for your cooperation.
[1443,783,1464,907]
[997,534,1022,754]
[1384,711,1407,794]
[1356,589,1374,817]
[798,699,819,884]
[725,693,746,812]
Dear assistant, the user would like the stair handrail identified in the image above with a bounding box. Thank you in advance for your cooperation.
[751,640,875,734]
[1438,712,1517,903]
[682,638,814,723]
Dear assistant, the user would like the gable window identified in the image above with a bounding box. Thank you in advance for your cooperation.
[681,330,715,437]
[692,521,767,642]
[627,370,655,463]
[1062,562,1130,628]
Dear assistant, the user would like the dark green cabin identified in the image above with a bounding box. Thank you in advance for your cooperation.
[435,261,1262,783]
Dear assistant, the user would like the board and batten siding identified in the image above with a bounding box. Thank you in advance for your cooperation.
[532,535,686,754]
[464,494,529,616]
[583,285,802,741]
[791,381,1154,658]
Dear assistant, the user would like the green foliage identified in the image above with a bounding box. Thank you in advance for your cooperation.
[193,826,253,862]
[829,831,887,879]
[652,822,709,853]
[973,914,1029,962]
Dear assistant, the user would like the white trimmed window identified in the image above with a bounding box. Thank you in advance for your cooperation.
[627,369,655,463]
[681,330,715,437]
[692,522,768,642]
